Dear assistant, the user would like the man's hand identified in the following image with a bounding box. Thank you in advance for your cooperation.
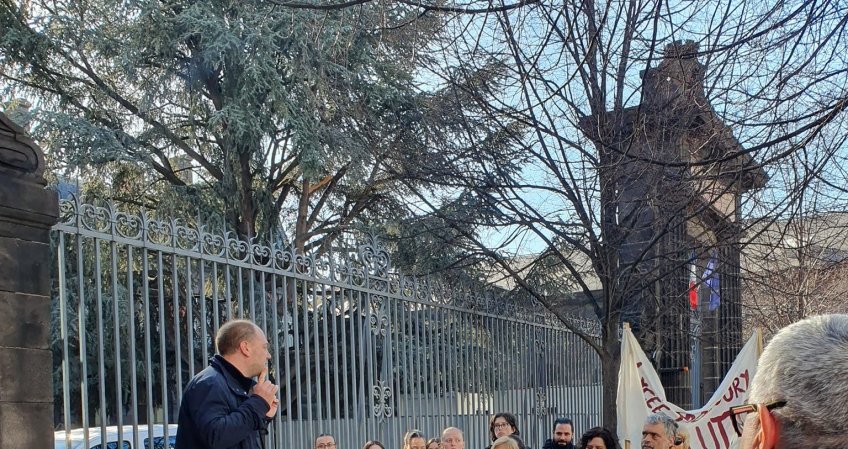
[252,367,279,417]
[267,397,279,418]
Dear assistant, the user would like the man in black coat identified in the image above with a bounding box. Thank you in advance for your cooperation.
[541,418,575,449]
[176,319,279,449]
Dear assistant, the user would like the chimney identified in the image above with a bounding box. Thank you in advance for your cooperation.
[641,40,706,115]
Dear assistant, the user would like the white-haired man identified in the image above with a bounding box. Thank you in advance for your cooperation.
[640,414,680,449]
[733,314,848,449]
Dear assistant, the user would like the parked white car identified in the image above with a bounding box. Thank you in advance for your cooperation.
[54,424,178,449]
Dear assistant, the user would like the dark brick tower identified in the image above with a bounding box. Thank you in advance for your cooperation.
[584,41,766,407]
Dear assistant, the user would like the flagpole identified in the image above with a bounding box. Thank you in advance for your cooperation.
[756,327,763,357]
[623,322,631,449]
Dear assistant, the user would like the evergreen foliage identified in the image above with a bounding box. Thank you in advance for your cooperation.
[1,0,515,261]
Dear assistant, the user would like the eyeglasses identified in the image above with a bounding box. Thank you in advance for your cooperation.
[493,423,512,429]
[316,444,337,449]
[728,400,787,436]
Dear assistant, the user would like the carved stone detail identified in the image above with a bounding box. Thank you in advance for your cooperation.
[0,112,46,184]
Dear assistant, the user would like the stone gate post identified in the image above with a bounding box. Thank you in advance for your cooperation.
[0,111,59,447]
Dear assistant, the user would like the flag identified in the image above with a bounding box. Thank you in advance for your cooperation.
[703,252,720,311]
[688,251,699,310]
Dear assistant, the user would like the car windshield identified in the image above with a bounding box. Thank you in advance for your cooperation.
[144,436,176,449]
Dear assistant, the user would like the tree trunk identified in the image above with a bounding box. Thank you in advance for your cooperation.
[601,310,622,431]
[237,149,256,240]
[294,177,310,255]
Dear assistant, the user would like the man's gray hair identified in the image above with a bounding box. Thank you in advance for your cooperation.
[644,413,678,439]
[749,314,848,448]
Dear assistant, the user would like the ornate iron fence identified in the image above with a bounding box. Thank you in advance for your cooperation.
[51,197,603,449]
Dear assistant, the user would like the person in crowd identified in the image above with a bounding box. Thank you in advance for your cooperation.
[316,434,338,449]
[363,441,385,449]
[673,427,689,449]
[442,427,465,449]
[542,418,575,449]
[403,430,427,449]
[640,414,680,449]
[175,319,278,449]
[734,314,848,449]
[577,427,619,449]
[490,413,520,440]
[491,436,520,449]
[487,413,526,449]
[426,438,442,449]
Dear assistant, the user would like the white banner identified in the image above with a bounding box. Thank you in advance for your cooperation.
[616,328,759,449]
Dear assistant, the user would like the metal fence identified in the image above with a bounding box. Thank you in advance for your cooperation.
[51,197,603,449]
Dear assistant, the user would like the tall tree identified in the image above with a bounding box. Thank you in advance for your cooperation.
[393,0,848,428]
[0,0,510,253]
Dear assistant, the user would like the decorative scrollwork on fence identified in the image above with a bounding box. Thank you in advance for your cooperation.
[372,380,393,421]
[115,210,144,240]
[81,203,111,233]
[359,233,390,276]
[53,196,602,336]
[535,388,548,416]
[201,230,226,257]
[333,260,351,283]
[368,296,390,336]
[278,248,294,271]
[401,275,415,298]
[228,237,251,262]
[148,219,173,246]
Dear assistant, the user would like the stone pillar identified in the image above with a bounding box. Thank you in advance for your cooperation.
[0,111,59,447]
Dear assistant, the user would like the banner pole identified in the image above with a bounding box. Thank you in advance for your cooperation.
[756,327,763,356]
[623,322,630,449]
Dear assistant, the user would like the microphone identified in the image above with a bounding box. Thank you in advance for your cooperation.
[267,362,276,384]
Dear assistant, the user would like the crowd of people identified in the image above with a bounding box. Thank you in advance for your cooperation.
[174,314,848,449]
[309,413,679,449]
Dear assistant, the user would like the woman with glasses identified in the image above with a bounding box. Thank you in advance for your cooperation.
[486,413,529,449]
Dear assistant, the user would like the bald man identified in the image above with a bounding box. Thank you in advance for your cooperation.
[442,427,465,449]
[176,319,279,449]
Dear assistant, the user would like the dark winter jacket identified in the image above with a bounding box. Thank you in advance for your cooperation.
[542,439,574,449]
[175,355,271,449]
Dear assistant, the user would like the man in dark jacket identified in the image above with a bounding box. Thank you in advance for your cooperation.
[541,418,574,449]
[176,319,279,449]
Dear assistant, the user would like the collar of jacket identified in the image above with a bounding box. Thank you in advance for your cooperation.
[543,440,574,449]
[210,354,256,396]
